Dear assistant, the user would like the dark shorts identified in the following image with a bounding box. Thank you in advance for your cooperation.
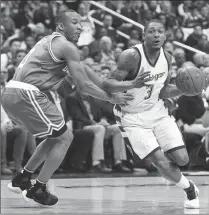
[2,81,65,138]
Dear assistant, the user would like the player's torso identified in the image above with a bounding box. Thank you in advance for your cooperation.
[119,44,169,116]
[13,32,69,91]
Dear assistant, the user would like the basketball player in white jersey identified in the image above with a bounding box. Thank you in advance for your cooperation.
[102,19,199,209]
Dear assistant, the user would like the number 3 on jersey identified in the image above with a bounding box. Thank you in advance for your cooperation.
[144,85,154,100]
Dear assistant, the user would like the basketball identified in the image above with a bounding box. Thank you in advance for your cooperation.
[175,67,206,96]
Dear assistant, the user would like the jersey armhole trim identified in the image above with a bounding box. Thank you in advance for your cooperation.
[131,47,142,80]
[48,36,65,63]
[163,50,171,71]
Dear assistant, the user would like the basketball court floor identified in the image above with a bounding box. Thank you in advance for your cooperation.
[1,175,209,215]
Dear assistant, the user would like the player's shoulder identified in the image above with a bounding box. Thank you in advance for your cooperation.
[118,46,141,69]
[51,36,79,60]
[53,36,78,52]
[119,47,140,60]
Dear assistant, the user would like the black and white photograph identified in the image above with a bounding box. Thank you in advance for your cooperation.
[1,0,209,214]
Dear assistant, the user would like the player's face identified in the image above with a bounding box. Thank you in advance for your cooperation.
[63,12,82,43]
[144,22,166,50]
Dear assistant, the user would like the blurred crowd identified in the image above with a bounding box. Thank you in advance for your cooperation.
[1,0,209,176]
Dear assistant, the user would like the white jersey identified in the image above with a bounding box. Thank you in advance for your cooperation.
[118,43,170,123]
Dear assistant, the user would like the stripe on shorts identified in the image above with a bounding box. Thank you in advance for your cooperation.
[27,90,65,137]
[114,105,135,159]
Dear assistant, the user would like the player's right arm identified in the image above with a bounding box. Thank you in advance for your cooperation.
[102,48,150,93]
[52,37,134,104]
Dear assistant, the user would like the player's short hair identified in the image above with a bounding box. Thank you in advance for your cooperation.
[55,9,76,26]
[144,19,165,33]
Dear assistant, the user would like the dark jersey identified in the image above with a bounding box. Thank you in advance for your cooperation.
[13,32,70,91]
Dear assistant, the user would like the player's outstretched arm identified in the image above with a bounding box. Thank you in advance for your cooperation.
[102,49,150,93]
[53,38,134,104]
[83,64,104,89]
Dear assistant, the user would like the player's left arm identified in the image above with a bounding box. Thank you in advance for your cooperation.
[159,51,184,99]
[83,64,104,89]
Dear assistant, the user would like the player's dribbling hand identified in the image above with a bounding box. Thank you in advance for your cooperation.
[110,92,134,105]
[132,67,151,88]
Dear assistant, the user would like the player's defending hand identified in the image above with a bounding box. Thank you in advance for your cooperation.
[110,92,134,105]
[132,67,151,88]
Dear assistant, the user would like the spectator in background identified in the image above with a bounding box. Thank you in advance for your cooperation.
[25,35,36,51]
[7,49,27,82]
[66,89,131,173]
[100,66,111,80]
[90,63,102,75]
[175,94,206,166]
[186,24,203,47]
[185,24,203,60]
[173,48,187,69]
[147,0,159,19]
[1,3,15,36]
[1,38,21,70]
[106,59,117,73]
[194,34,209,54]
[90,50,102,66]
[66,90,112,173]
[173,27,185,43]
[158,1,178,29]
[1,105,13,175]
[89,27,108,56]
[81,46,94,67]
[1,67,12,175]
[164,41,174,55]
[77,2,95,47]
[105,1,125,29]
[114,47,122,63]
[99,36,115,64]
[102,14,117,43]
[193,53,206,69]
[13,2,30,29]
[117,1,136,33]
[35,23,46,35]
[1,26,8,52]
[126,29,141,48]
[177,0,193,27]
[130,29,141,41]
[36,33,46,42]
[199,5,209,29]
[33,1,55,30]
[89,69,133,172]
[166,29,175,42]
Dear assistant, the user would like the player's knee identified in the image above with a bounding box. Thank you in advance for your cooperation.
[175,153,189,166]
[49,125,74,146]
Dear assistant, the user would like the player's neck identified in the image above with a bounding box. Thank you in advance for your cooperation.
[143,42,160,58]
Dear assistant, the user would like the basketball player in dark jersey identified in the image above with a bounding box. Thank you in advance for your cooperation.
[1,10,149,206]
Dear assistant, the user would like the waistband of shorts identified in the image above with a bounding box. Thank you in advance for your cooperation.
[5,80,39,91]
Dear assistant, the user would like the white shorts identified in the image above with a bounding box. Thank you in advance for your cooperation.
[114,107,185,160]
